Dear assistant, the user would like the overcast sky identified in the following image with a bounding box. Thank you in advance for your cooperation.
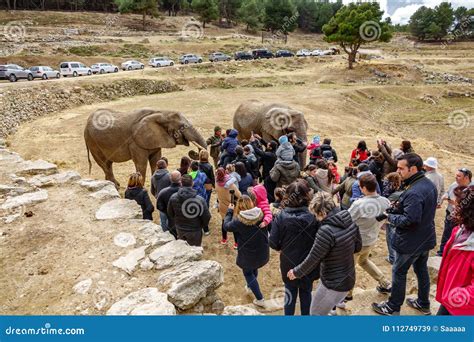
[342,0,474,24]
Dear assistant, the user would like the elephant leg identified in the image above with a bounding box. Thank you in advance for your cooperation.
[130,146,149,181]
[148,149,162,176]
[90,149,120,188]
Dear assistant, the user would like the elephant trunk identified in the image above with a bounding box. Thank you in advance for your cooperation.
[184,126,207,150]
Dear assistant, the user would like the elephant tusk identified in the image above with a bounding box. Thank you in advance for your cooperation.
[191,141,206,151]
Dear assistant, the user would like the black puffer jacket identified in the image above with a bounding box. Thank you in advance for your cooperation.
[251,140,277,180]
[125,187,154,221]
[167,187,211,232]
[157,183,180,212]
[199,162,215,187]
[270,207,320,287]
[293,208,362,292]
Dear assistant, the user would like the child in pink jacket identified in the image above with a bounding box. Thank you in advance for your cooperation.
[248,184,273,228]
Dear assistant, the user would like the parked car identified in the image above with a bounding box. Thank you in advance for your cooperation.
[179,54,203,64]
[234,51,253,61]
[252,49,274,59]
[311,49,323,56]
[29,66,60,80]
[275,50,294,58]
[91,63,119,74]
[60,62,92,77]
[209,52,231,62]
[296,49,312,57]
[121,60,144,71]
[0,64,34,82]
[148,57,174,68]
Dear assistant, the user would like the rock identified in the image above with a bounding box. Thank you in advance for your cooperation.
[0,185,26,195]
[28,171,81,188]
[157,260,224,310]
[73,279,93,295]
[17,160,58,176]
[138,222,174,247]
[0,190,48,211]
[106,288,176,316]
[89,184,120,200]
[113,232,136,248]
[0,150,24,164]
[95,199,142,220]
[10,175,27,185]
[0,138,5,148]
[78,179,115,192]
[149,240,203,269]
[428,256,441,282]
[140,257,154,271]
[222,306,264,316]
[112,246,147,275]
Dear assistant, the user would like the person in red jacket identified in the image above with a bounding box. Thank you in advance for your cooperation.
[436,185,474,315]
[248,185,273,228]
[350,140,370,166]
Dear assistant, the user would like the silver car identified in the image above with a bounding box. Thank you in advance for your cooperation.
[29,66,60,80]
[209,52,231,62]
[0,64,34,82]
[121,60,144,71]
[91,63,119,74]
[179,54,203,64]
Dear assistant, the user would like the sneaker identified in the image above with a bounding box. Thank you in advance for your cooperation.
[344,295,353,302]
[220,239,227,245]
[233,242,238,250]
[406,298,431,315]
[253,298,266,308]
[336,301,346,309]
[376,285,392,294]
[204,231,210,236]
[372,302,400,316]
[329,306,337,316]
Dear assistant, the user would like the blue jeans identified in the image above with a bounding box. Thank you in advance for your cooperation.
[284,283,312,316]
[243,269,263,300]
[385,223,396,264]
[159,211,169,231]
[388,250,430,312]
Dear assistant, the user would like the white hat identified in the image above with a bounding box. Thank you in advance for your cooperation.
[424,157,438,169]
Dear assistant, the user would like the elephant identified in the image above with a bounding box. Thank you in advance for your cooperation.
[84,108,207,187]
[233,100,308,167]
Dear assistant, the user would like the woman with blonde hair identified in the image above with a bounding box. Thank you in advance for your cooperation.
[125,172,154,221]
[224,195,269,307]
[288,191,361,315]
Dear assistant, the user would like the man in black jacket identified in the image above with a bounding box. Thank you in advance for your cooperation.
[157,171,181,236]
[372,153,437,316]
[167,174,211,247]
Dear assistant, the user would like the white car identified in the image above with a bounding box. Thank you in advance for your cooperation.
[311,49,323,56]
[91,63,119,74]
[60,62,92,77]
[121,60,144,71]
[148,57,174,68]
[296,49,312,57]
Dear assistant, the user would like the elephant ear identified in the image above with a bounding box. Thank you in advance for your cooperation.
[133,112,177,150]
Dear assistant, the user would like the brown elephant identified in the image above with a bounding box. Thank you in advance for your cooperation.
[233,100,308,167]
[84,108,207,187]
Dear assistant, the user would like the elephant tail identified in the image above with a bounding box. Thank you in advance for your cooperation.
[86,145,92,175]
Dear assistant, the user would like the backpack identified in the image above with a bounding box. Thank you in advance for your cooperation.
[322,149,334,160]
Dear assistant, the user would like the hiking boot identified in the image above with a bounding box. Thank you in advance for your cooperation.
[406,298,431,315]
[372,302,400,316]
[376,285,392,294]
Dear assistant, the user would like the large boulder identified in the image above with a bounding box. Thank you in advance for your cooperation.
[78,179,115,192]
[157,260,224,310]
[17,160,58,176]
[0,189,48,211]
[222,306,264,316]
[106,288,176,316]
[95,199,142,220]
[89,184,120,200]
[138,222,174,247]
[149,240,203,269]
[28,171,81,188]
[112,246,147,275]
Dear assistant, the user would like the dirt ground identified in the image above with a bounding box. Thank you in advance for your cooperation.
[1,11,473,315]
